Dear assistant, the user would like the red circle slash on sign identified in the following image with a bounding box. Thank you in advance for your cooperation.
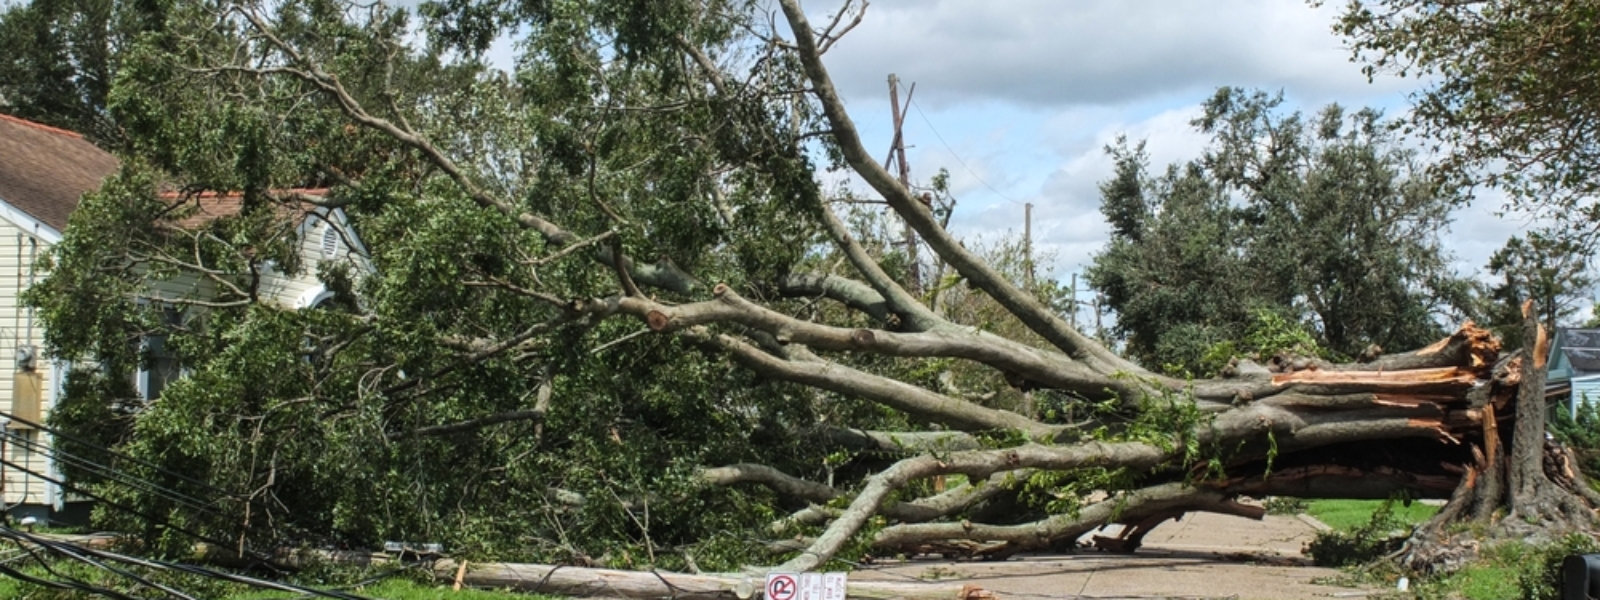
[766,574,798,600]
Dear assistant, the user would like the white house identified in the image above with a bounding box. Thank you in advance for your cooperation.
[0,113,370,519]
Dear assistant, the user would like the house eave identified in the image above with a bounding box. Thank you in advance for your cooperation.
[0,196,63,244]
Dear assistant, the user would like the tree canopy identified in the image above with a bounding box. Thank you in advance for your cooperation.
[2,0,1591,579]
[1337,0,1600,237]
[1088,88,1475,375]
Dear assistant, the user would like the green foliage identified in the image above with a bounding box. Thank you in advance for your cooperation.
[1516,532,1600,600]
[0,0,148,145]
[1481,231,1597,348]
[13,0,875,569]
[1262,496,1308,515]
[1305,499,1433,569]
[1196,309,1328,377]
[1548,398,1600,483]
[1339,0,1600,243]
[1312,502,1414,569]
[1087,88,1474,375]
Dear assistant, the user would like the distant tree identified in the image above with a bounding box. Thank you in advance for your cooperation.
[0,0,139,145]
[1088,88,1475,374]
[1481,230,1596,348]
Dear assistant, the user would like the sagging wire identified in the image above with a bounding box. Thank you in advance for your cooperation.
[0,525,386,600]
[0,411,346,549]
[1,412,238,499]
[0,415,416,599]
[0,454,288,570]
[2,430,228,521]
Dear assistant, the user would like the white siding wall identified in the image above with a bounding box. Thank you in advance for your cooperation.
[0,222,58,508]
[259,211,366,307]
[1573,377,1600,418]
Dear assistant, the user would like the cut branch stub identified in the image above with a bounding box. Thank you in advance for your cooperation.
[645,310,671,331]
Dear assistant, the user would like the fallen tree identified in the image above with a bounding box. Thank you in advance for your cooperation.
[19,0,1595,579]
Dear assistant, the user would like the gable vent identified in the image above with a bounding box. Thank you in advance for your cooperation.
[321,226,339,259]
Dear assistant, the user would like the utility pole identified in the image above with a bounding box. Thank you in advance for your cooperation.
[1023,202,1034,289]
[889,75,941,491]
[1069,272,1078,328]
[887,74,920,295]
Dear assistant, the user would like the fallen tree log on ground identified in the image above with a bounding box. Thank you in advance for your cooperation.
[187,544,995,600]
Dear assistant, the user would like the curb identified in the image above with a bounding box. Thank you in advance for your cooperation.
[1295,513,1333,532]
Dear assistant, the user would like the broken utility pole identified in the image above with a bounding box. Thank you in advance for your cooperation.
[886,74,920,295]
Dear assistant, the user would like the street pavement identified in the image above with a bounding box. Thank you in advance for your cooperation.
[852,511,1382,600]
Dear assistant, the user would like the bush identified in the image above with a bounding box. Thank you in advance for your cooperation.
[1306,499,1410,567]
[1263,496,1308,515]
[1517,532,1600,600]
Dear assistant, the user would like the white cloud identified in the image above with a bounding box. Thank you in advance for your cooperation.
[946,105,1210,274]
[821,1,1412,110]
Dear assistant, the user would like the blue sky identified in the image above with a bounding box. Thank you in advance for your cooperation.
[799,0,1521,292]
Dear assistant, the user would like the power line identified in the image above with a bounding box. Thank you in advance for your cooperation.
[2,431,228,521]
[908,99,1024,205]
[1,412,238,499]
[0,416,343,562]
[0,525,391,600]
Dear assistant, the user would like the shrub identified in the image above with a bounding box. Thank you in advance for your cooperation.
[1516,532,1600,600]
[1306,499,1410,567]
[1263,496,1309,515]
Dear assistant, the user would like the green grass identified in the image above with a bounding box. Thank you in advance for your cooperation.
[1452,563,1520,600]
[1304,499,1439,531]
[228,578,558,599]
[0,560,555,599]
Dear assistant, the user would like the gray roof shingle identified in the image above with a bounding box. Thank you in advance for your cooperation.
[0,113,120,231]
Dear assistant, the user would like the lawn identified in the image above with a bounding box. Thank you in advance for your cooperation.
[229,578,556,599]
[1303,499,1439,531]
[0,565,553,599]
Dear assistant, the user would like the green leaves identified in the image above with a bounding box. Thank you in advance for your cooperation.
[1339,0,1600,245]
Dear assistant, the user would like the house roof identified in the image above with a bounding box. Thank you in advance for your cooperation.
[1550,328,1600,385]
[0,113,121,231]
[158,189,331,230]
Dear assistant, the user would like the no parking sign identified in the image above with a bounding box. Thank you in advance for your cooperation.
[765,572,846,600]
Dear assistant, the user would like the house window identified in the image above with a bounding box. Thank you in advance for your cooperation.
[136,306,184,401]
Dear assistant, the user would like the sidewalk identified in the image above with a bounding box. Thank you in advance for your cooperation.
[852,512,1379,600]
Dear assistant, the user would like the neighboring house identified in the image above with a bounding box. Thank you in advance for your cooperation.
[1547,327,1600,420]
[0,113,369,520]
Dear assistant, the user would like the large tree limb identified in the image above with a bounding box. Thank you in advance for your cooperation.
[871,482,1250,555]
[776,0,1138,376]
[776,273,893,324]
[703,332,1065,438]
[641,285,1120,399]
[699,464,839,504]
[775,441,1171,572]
[812,199,942,330]
[822,428,981,453]
[707,463,1016,525]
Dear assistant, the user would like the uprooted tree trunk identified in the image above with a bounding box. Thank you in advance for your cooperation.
[727,1,1593,573]
[1397,301,1600,572]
